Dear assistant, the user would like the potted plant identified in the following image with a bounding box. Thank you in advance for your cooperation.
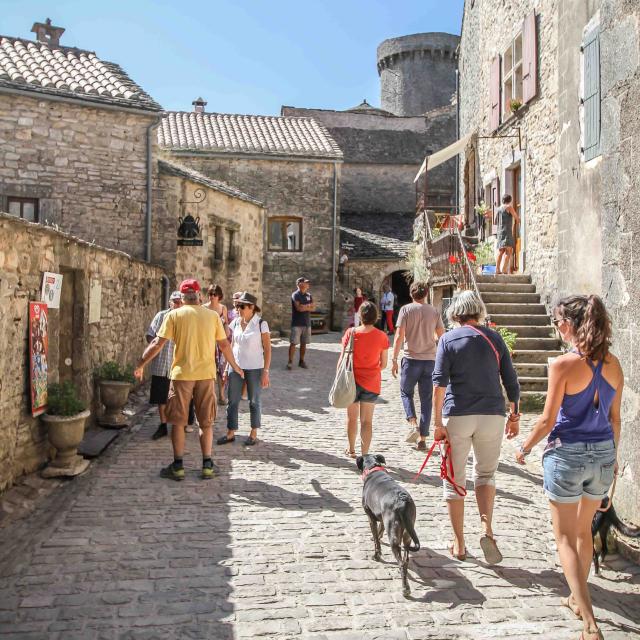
[95,361,134,428]
[474,240,496,274]
[509,99,523,114]
[41,381,90,477]
[474,200,492,220]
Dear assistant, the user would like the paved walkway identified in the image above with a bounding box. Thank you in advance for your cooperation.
[0,334,639,639]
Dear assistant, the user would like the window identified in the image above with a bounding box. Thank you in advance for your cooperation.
[214,227,224,261]
[7,197,38,222]
[227,230,237,262]
[582,27,601,161]
[502,33,523,119]
[268,217,302,252]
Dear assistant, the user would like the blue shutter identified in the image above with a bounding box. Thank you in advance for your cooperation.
[583,28,600,161]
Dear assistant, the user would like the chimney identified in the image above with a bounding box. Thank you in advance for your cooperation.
[31,18,65,47]
[192,97,207,114]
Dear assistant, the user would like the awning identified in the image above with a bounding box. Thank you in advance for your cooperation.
[414,132,475,183]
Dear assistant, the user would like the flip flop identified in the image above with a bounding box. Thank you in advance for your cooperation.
[448,543,467,561]
[345,448,357,459]
[216,435,235,445]
[480,535,503,565]
[561,595,582,620]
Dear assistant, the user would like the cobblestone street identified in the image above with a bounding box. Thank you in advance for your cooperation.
[0,334,639,639]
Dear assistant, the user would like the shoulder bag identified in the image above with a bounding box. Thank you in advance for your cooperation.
[329,329,357,408]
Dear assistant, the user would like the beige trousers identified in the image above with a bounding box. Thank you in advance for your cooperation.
[443,414,505,501]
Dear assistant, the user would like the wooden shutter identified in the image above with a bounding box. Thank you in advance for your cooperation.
[522,10,538,103]
[489,56,501,132]
[583,28,601,161]
[491,177,500,234]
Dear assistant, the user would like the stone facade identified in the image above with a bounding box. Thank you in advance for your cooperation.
[0,93,161,262]
[377,33,460,116]
[0,212,164,491]
[157,160,265,301]
[164,153,340,330]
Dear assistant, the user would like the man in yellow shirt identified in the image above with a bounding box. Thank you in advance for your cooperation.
[135,279,243,480]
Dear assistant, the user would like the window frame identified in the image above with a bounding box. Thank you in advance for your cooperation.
[267,216,303,253]
[7,196,39,222]
[501,32,524,120]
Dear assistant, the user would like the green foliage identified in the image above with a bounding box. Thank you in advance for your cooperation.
[47,381,86,417]
[509,99,523,113]
[497,327,518,354]
[474,241,496,266]
[95,361,135,383]
[431,226,442,238]
[474,200,491,218]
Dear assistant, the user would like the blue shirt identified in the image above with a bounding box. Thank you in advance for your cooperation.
[432,325,520,417]
[291,290,312,327]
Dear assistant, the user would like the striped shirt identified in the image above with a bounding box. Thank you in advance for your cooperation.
[146,309,174,378]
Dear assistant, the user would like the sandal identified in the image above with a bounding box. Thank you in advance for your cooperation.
[448,543,467,561]
[345,448,357,459]
[216,435,236,445]
[480,534,503,565]
[561,595,582,620]
[580,627,604,640]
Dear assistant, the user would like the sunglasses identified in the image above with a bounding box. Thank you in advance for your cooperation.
[236,303,253,310]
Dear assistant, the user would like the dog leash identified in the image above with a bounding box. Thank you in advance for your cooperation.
[413,440,467,497]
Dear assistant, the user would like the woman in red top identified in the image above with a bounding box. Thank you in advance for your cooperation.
[339,301,389,457]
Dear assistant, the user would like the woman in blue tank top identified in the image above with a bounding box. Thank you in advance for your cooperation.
[515,295,623,640]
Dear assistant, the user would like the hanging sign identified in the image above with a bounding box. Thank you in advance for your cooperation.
[29,302,49,417]
[40,272,63,309]
[177,215,203,246]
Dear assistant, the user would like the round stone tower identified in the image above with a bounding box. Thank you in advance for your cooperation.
[377,32,460,117]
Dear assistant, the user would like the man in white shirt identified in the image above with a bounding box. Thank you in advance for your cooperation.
[380,284,395,334]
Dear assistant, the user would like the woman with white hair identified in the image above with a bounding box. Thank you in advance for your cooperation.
[432,290,520,563]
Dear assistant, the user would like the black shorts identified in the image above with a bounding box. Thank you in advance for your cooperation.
[149,375,170,405]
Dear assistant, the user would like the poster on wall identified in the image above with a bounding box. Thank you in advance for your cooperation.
[29,302,49,417]
[40,272,63,309]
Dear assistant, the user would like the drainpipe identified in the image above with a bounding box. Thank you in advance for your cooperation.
[331,162,339,330]
[455,67,460,220]
[145,116,162,263]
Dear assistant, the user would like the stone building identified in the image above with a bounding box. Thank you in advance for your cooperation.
[158,104,343,330]
[157,159,265,300]
[456,0,640,525]
[283,33,458,313]
[0,20,164,262]
[0,212,164,490]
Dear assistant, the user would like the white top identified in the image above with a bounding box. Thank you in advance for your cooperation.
[229,315,270,370]
[380,291,395,311]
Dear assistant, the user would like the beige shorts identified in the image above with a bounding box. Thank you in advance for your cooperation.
[442,414,504,501]
[165,379,217,428]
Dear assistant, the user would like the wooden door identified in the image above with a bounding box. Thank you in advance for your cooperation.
[512,165,522,272]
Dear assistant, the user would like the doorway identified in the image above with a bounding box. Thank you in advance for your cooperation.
[506,164,523,272]
[391,271,412,309]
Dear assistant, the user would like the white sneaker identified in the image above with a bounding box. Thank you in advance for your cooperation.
[405,428,419,443]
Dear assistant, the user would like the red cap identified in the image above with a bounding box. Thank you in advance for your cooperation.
[179,278,201,293]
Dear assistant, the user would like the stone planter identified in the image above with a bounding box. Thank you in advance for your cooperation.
[98,380,131,428]
[41,409,91,477]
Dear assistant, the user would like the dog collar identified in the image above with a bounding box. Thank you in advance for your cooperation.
[362,465,387,481]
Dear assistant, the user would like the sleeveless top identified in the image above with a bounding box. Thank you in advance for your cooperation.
[549,357,616,444]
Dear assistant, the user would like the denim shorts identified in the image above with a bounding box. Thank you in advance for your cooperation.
[542,439,616,503]
[355,384,378,403]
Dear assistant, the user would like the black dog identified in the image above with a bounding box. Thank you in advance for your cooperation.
[592,497,640,575]
[357,454,420,597]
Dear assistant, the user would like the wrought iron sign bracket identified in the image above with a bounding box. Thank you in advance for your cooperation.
[478,127,522,151]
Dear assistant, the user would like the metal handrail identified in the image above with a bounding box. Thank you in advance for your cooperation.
[454,224,481,299]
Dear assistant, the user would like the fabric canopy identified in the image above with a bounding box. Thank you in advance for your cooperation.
[413,132,475,183]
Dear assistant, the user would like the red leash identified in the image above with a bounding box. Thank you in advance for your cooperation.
[413,440,467,497]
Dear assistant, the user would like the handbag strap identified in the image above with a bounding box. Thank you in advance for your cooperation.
[467,324,500,368]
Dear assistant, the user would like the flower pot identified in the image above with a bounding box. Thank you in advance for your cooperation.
[41,409,91,477]
[98,380,131,428]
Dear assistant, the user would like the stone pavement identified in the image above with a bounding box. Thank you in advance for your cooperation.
[0,334,639,639]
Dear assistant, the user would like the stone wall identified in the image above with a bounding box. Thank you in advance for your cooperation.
[0,93,159,262]
[164,153,340,331]
[0,213,164,491]
[282,106,456,215]
[458,0,560,307]
[157,171,265,303]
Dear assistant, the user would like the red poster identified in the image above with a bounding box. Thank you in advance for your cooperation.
[29,302,48,417]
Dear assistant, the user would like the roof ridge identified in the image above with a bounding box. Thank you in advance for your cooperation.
[164,109,329,122]
[0,34,97,57]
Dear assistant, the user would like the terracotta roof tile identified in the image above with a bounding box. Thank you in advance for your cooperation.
[0,36,162,111]
[159,111,343,159]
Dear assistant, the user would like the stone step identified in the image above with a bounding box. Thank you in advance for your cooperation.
[515,362,548,377]
[485,303,547,315]
[520,390,547,412]
[477,282,537,293]
[481,292,540,304]
[519,376,549,392]
[499,325,555,338]
[513,349,563,364]
[476,274,532,284]
[515,337,562,351]
[488,314,550,326]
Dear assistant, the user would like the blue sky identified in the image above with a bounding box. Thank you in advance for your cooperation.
[4,1,464,115]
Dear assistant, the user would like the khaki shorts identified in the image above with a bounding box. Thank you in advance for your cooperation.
[290,325,312,345]
[165,379,217,428]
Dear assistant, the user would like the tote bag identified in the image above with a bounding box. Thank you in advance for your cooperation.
[329,329,357,408]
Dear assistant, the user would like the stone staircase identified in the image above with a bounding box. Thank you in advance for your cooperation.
[476,274,562,411]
